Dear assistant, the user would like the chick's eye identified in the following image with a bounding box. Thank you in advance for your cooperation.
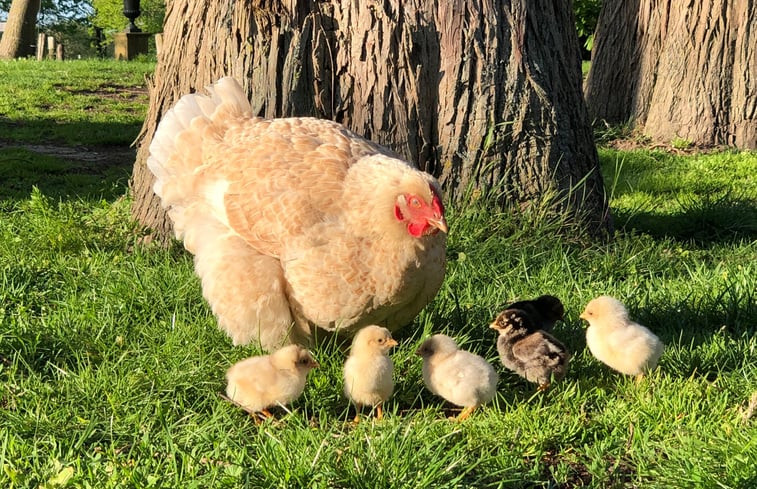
[377,338,384,344]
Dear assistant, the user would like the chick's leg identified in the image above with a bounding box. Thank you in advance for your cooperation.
[538,382,551,392]
[453,406,476,421]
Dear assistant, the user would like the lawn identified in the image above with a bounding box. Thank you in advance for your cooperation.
[1,59,756,488]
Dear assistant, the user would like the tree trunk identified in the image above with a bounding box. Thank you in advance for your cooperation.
[0,0,41,59]
[585,0,756,148]
[131,0,610,240]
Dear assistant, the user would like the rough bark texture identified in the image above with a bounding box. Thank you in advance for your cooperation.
[585,0,756,148]
[131,0,610,240]
[0,0,41,59]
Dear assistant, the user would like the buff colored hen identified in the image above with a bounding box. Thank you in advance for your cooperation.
[147,77,447,350]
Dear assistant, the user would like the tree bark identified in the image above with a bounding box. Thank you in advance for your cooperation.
[0,0,41,59]
[131,0,610,240]
[585,0,756,148]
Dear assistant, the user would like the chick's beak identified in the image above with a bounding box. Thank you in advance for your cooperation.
[310,359,320,368]
[386,339,399,348]
[488,321,499,330]
[579,312,587,320]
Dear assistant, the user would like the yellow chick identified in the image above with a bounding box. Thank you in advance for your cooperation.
[416,334,499,421]
[343,325,398,422]
[225,345,319,419]
[580,295,664,380]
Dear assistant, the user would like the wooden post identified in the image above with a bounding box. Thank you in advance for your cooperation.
[46,36,55,59]
[56,43,64,61]
[155,33,163,56]
[36,33,45,60]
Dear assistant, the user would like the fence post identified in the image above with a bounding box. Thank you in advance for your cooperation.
[46,36,55,59]
[56,43,64,61]
[36,33,45,60]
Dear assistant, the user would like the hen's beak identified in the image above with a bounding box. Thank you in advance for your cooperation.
[430,217,449,234]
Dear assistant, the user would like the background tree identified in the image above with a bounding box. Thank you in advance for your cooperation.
[585,0,756,148]
[1,0,97,58]
[0,0,41,58]
[91,0,164,43]
[131,0,611,241]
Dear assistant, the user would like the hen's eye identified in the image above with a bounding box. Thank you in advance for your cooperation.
[410,197,421,208]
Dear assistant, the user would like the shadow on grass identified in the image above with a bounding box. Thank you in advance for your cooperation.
[615,194,757,245]
[0,115,143,147]
[0,145,133,202]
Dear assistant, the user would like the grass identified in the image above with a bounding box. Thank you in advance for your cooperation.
[0,59,152,145]
[1,59,756,488]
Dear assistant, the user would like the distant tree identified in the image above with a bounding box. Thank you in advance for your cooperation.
[0,0,91,26]
[586,0,756,148]
[0,0,41,58]
[91,0,163,42]
[573,0,602,54]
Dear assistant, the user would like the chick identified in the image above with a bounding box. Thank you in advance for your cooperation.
[416,334,499,421]
[503,295,565,332]
[225,344,319,420]
[343,325,398,422]
[580,295,664,380]
[489,308,570,391]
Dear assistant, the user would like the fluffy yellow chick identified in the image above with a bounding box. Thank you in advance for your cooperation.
[225,345,319,419]
[416,334,499,421]
[580,295,664,380]
[343,325,398,422]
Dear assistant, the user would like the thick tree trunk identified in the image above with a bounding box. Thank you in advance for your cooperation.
[585,0,756,148]
[131,0,610,240]
[0,0,41,59]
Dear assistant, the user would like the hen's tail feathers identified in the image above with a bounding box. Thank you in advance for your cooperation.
[147,77,252,238]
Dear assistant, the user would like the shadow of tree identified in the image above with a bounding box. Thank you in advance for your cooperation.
[0,144,133,202]
[615,193,757,245]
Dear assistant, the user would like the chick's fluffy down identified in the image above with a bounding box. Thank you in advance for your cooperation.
[343,325,396,407]
[225,345,317,413]
[418,334,499,408]
[582,296,664,376]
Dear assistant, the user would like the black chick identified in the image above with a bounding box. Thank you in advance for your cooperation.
[502,295,565,332]
[489,308,570,391]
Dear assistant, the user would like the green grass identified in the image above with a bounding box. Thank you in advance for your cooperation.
[0,59,152,145]
[1,59,756,488]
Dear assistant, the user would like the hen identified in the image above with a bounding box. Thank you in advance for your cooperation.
[148,77,448,350]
